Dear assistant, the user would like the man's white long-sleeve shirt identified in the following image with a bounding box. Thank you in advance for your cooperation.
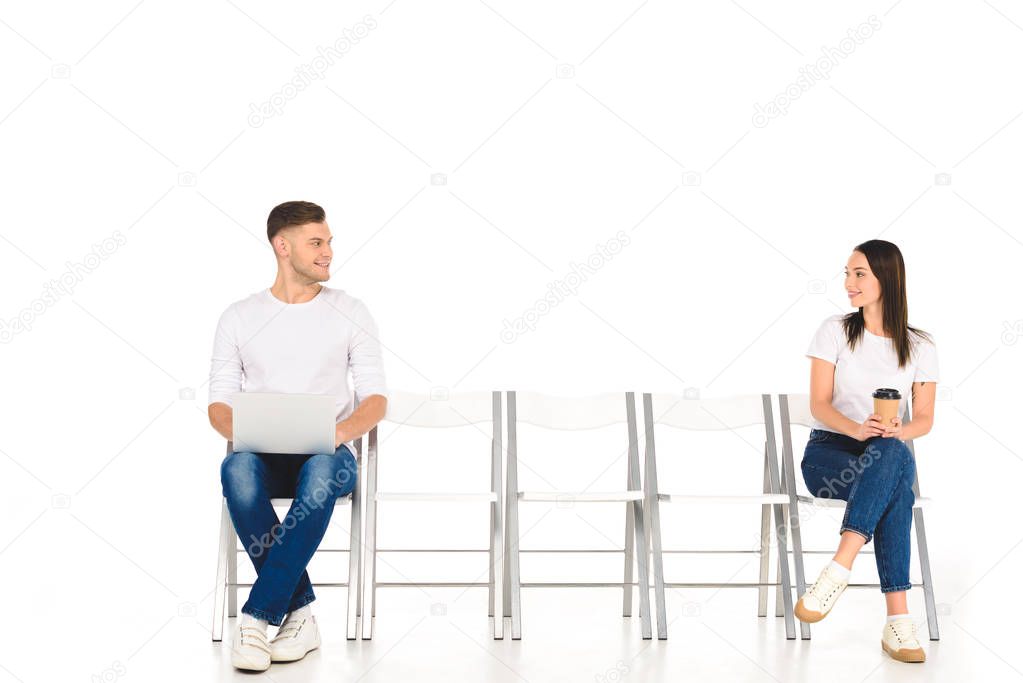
[207,286,388,426]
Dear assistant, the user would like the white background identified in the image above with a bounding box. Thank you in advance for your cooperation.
[1,1,1020,681]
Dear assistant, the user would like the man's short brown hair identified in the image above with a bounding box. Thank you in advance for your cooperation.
[267,201,326,243]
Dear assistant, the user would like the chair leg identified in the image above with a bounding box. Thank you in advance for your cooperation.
[491,495,505,640]
[775,553,784,618]
[346,451,363,640]
[212,499,232,642]
[787,502,810,639]
[777,394,811,639]
[489,487,496,619]
[913,507,940,640]
[507,492,522,640]
[227,519,237,619]
[361,506,377,639]
[623,496,635,617]
[647,497,667,639]
[764,435,795,640]
[361,444,378,640]
[627,393,652,639]
[631,497,653,640]
[759,452,771,618]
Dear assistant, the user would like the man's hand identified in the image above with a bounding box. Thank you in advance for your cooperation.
[853,414,886,441]
[332,395,387,453]
[208,402,233,441]
[334,422,349,450]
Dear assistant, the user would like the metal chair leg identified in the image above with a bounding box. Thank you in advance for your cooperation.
[347,437,364,640]
[775,553,784,618]
[639,393,667,639]
[623,492,636,617]
[759,451,771,618]
[913,507,940,640]
[491,484,499,617]
[227,516,237,619]
[627,393,653,640]
[506,391,523,640]
[491,390,505,640]
[778,394,811,639]
[763,396,795,640]
[361,431,379,640]
[212,498,232,642]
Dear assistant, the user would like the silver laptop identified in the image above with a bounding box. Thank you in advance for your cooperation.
[231,392,336,455]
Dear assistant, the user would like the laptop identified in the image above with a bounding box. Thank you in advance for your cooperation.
[231,392,336,455]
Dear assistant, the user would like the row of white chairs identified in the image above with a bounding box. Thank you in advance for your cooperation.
[211,391,939,643]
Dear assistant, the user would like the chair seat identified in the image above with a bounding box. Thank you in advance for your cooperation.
[796,494,931,509]
[375,492,498,502]
[519,491,644,502]
[268,497,350,505]
[659,493,789,504]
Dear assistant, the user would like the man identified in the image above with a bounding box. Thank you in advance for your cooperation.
[207,200,387,671]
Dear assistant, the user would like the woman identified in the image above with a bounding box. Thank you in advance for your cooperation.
[795,239,938,664]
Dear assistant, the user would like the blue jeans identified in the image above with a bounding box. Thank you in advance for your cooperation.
[801,429,916,593]
[220,445,357,625]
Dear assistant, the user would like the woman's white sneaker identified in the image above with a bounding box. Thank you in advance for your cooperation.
[270,614,321,662]
[795,564,849,623]
[231,624,271,671]
[882,618,926,663]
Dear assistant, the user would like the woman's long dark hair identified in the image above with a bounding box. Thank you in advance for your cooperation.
[842,239,931,368]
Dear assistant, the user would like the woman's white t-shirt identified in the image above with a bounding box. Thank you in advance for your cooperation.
[806,314,939,433]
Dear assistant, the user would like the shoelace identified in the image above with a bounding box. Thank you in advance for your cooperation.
[888,620,918,646]
[238,626,270,653]
[808,569,844,605]
[271,617,306,643]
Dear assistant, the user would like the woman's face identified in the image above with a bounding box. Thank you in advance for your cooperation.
[844,250,881,308]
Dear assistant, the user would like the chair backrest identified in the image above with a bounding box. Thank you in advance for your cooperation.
[781,393,813,427]
[509,391,633,430]
[505,391,640,494]
[640,393,778,502]
[644,393,770,430]
[780,393,913,429]
[383,390,498,427]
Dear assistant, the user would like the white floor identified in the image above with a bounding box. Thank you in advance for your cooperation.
[147,582,1001,682]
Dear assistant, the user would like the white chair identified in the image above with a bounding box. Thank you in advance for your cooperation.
[212,438,364,642]
[360,391,505,640]
[504,391,654,640]
[640,393,796,640]
[777,393,940,641]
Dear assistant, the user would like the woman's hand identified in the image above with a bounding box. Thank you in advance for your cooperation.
[853,414,887,441]
[881,415,904,440]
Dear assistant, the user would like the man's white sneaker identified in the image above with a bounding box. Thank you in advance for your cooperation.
[231,623,271,671]
[270,614,321,662]
[795,564,849,623]
[882,618,926,663]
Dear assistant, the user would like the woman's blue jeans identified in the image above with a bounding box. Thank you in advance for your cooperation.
[220,445,358,625]
[801,429,916,593]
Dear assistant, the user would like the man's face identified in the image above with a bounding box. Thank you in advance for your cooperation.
[282,221,333,282]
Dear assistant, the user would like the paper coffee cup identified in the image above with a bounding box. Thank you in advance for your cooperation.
[872,387,901,426]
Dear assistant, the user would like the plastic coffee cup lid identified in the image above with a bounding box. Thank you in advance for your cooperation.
[873,388,901,400]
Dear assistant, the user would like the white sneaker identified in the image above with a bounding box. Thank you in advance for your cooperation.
[795,564,849,623]
[882,618,926,663]
[270,613,321,662]
[231,623,271,671]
